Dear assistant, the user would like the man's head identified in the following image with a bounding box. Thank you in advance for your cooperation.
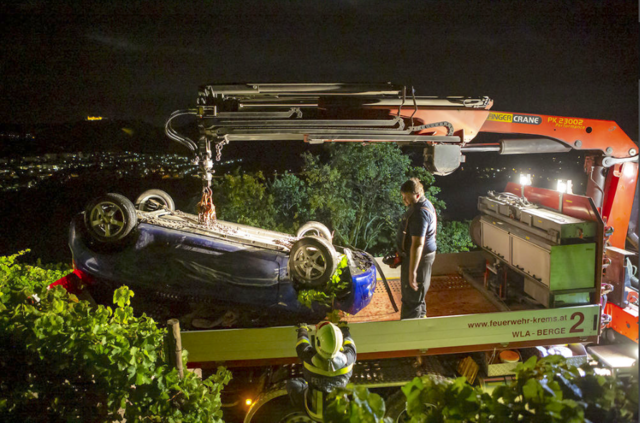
[401,178,424,206]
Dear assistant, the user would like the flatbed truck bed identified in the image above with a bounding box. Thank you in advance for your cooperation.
[182,252,599,368]
[177,251,602,422]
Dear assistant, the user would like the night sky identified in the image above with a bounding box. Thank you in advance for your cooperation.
[1,1,637,140]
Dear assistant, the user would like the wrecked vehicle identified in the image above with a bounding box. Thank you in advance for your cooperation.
[56,189,377,327]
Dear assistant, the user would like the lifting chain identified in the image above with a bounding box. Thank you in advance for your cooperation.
[195,137,228,226]
[215,138,229,162]
[198,186,216,227]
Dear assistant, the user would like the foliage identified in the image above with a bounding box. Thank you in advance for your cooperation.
[212,144,475,256]
[436,220,476,254]
[268,171,310,230]
[211,168,280,230]
[0,251,231,423]
[325,384,391,423]
[297,255,349,309]
[326,356,638,423]
[207,144,474,256]
[301,144,445,254]
[496,355,639,423]
[0,250,71,290]
[401,375,488,423]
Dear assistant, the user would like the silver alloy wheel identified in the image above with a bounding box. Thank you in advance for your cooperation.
[296,221,332,242]
[89,201,127,238]
[135,189,175,212]
[292,245,328,282]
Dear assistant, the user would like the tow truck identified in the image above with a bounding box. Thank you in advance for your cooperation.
[105,84,640,421]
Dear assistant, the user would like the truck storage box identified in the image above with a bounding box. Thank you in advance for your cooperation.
[481,219,511,262]
[483,350,522,376]
[480,215,595,307]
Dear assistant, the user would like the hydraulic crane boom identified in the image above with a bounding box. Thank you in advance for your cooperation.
[479,111,637,159]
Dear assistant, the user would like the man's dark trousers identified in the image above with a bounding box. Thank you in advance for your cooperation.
[400,251,436,319]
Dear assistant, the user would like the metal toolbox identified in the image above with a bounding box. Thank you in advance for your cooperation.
[480,215,595,307]
[478,194,595,244]
[483,350,522,376]
[478,196,516,220]
[519,207,595,240]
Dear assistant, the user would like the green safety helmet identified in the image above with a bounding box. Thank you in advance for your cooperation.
[315,322,343,359]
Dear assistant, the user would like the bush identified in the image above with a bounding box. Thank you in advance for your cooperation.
[212,144,475,256]
[325,385,389,423]
[0,251,231,422]
[326,355,638,423]
[437,220,476,254]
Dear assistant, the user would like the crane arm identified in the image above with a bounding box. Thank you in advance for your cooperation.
[479,111,637,159]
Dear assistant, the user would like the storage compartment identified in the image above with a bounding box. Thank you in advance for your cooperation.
[566,344,588,367]
[511,236,550,286]
[479,214,596,308]
[483,349,522,376]
[524,276,550,307]
[481,220,511,262]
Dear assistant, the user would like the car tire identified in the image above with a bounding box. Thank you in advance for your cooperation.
[84,193,137,244]
[384,389,411,422]
[296,221,332,242]
[135,189,175,212]
[247,395,314,423]
[290,236,337,289]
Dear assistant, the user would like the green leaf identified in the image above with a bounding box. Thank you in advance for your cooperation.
[521,355,538,370]
[113,286,133,308]
[136,372,152,385]
[523,378,541,400]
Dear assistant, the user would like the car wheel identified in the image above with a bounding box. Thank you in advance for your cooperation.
[296,221,332,242]
[384,389,411,422]
[247,395,314,423]
[84,193,137,243]
[290,236,337,289]
[135,189,175,212]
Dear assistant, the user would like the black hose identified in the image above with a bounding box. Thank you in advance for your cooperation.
[372,258,399,313]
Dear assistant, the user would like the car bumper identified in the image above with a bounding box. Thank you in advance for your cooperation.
[335,251,377,315]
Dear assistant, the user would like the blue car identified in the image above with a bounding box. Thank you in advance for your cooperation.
[56,190,377,328]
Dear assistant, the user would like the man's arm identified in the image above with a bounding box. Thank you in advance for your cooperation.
[409,235,425,291]
[295,325,315,361]
[340,326,357,365]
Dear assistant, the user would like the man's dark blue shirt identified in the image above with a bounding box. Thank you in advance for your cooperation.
[399,196,437,255]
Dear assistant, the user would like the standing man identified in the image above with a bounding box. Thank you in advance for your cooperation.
[397,178,437,319]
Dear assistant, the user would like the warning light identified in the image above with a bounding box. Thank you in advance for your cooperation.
[556,179,573,194]
[556,180,567,193]
[519,174,532,186]
[623,163,636,178]
[245,399,253,406]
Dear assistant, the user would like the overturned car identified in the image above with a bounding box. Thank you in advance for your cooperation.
[53,189,377,328]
